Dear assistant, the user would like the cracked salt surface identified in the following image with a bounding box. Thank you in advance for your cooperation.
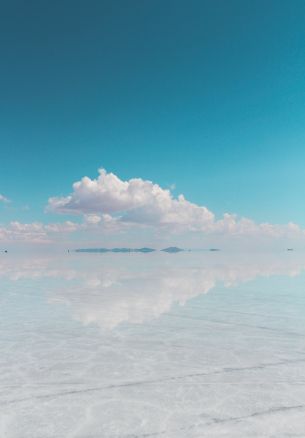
[0,252,305,437]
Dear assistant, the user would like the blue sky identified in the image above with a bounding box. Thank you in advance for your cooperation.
[1,0,305,246]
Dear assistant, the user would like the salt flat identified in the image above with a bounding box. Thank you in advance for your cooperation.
[0,252,304,438]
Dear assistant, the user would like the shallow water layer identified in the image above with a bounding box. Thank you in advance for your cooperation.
[0,252,305,438]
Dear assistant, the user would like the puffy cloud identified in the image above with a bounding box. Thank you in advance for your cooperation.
[0,213,128,243]
[0,221,81,243]
[47,169,305,239]
[47,169,214,231]
[1,170,304,244]
[83,213,120,228]
[213,214,305,238]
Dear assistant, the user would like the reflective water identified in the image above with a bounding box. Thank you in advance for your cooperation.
[0,252,305,437]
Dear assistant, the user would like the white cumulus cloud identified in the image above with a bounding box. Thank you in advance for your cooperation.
[0,221,81,243]
[1,170,304,244]
[47,169,215,231]
[47,169,305,239]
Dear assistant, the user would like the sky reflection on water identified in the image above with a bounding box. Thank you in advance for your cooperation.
[1,252,305,437]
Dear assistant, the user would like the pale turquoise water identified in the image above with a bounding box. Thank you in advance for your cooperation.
[0,253,305,437]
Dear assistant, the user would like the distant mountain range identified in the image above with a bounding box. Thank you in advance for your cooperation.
[75,247,156,253]
[74,247,221,253]
[75,246,186,253]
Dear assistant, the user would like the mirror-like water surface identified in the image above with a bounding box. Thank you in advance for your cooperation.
[1,253,305,437]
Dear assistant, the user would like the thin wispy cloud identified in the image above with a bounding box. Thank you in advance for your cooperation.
[0,194,10,203]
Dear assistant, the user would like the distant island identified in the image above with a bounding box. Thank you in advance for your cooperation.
[161,247,184,253]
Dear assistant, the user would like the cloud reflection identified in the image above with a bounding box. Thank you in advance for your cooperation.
[0,253,304,329]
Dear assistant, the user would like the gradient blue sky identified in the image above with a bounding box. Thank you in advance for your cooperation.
[1,0,305,229]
